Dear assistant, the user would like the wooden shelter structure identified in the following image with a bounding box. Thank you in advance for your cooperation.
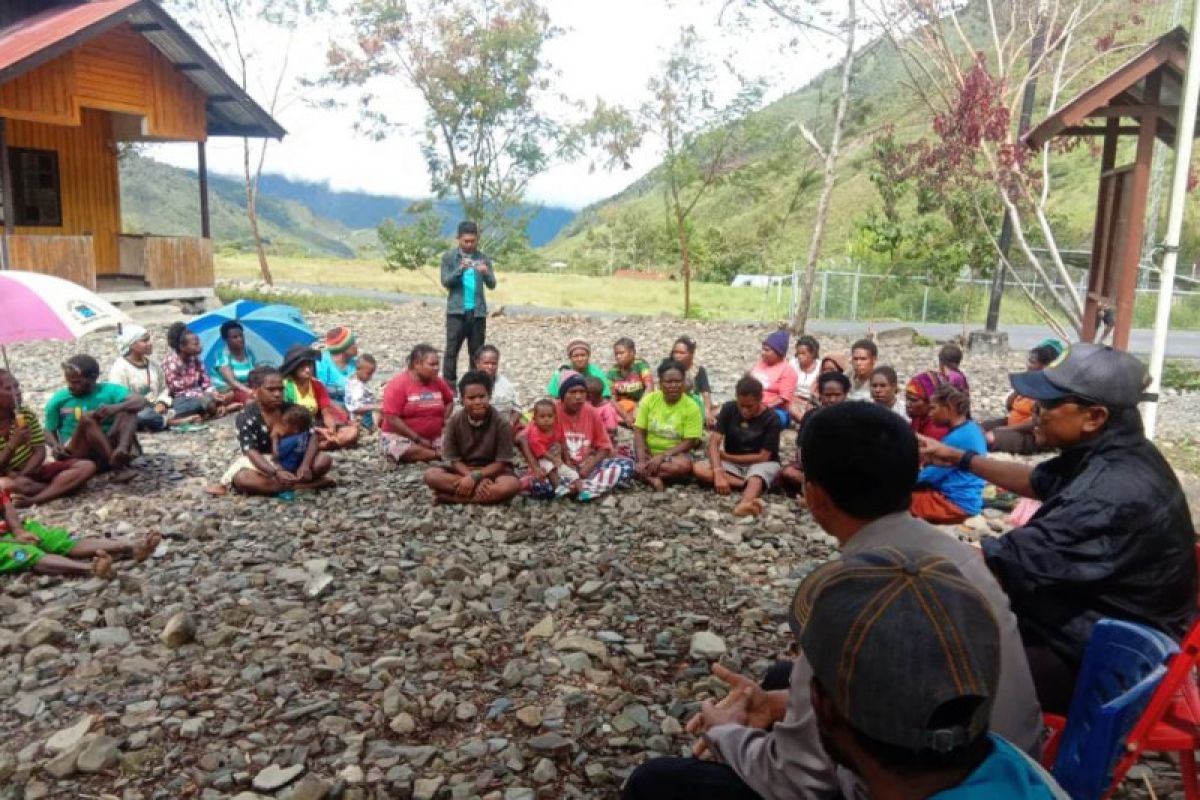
[0,0,284,300]
[1025,27,1194,350]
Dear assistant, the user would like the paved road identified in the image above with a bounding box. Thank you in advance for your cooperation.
[284,282,1200,358]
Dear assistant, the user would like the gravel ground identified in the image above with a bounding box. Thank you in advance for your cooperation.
[1,304,1197,800]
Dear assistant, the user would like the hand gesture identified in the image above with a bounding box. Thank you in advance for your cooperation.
[12,526,40,545]
[713,471,732,496]
[5,422,31,451]
[275,470,298,488]
[296,465,313,483]
[917,434,961,467]
[455,475,476,499]
[91,404,116,423]
[475,477,495,502]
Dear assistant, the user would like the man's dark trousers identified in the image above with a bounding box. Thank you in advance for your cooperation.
[444,311,486,388]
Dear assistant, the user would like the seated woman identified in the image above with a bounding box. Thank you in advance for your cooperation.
[694,375,782,517]
[555,372,635,501]
[788,335,822,420]
[749,330,798,427]
[380,344,455,464]
[43,355,146,484]
[547,340,610,399]
[819,353,847,375]
[475,345,522,429]
[423,370,522,505]
[905,370,949,441]
[982,340,1063,455]
[0,369,96,507]
[162,322,235,420]
[280,345,359,450]
[607,337,653,427]
[2,488,159,578]
[671,336,716,427]
[869,366,907,418]
[216,366,335,496]
[107,324,177,433]
[212,321,257,405]
[633,360,704,492]
[779,372,850,493]
[911,383,986,525]
[315,326,359,407]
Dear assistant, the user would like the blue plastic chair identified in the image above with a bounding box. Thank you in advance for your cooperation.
[1051,619,1180,800]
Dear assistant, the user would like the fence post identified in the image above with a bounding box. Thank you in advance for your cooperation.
[820,272,829,319]
[850,272,860,321]
[922,285,930,323]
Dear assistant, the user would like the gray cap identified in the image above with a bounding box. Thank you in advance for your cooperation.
[791,548,1000,753]
[1009,342,1148,408]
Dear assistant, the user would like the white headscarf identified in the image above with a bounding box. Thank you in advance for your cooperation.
[117,324,149,356]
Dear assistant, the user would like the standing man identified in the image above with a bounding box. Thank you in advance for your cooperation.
[441,220,496,389]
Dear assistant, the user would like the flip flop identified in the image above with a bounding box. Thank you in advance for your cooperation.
[173,423,210,434]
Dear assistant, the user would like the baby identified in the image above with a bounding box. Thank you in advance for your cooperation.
[586,375,621,439]
[272,405,314,474]
[518,399,578,498]
[344,353,380,430]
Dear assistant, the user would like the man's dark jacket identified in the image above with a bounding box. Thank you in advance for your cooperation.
[982,409,1197,667]
[440,249,495,315]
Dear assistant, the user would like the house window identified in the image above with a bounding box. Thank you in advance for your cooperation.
[8,148,62,227]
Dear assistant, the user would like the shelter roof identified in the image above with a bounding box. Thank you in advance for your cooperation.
[0,0,285,138]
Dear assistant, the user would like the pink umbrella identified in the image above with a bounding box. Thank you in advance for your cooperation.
[0,270,132,369]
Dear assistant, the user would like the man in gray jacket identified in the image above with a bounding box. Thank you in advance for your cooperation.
[621,402,1042,799]
[440,221,496,388]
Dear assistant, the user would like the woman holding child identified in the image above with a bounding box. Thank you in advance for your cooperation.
[216,366,334,496]
[551,372,634,501]
[422,370,522,505]
[633,360,703,491]
[381,344,455,464]
[279,345,359,450]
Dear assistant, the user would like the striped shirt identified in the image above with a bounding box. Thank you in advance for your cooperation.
[1,408,45,473]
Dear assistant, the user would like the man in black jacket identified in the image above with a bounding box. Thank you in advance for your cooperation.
[920,343,1197,712]
[440,221,497,388]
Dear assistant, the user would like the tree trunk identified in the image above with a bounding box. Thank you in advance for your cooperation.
[677,215,693,318]
[791,0,857,334]
[243,137,273,285]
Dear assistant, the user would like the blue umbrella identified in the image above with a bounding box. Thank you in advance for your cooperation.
[187,301,317,376]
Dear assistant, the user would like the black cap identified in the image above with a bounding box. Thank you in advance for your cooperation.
[1009,342,1148,408]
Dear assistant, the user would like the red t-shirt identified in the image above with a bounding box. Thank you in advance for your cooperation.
[382,372,454,440]
[554,401,612,466]
[525,423,562,459]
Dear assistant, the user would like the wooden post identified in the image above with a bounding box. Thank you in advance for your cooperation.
[0,116,14,270]
[1114,73,1162,351]
[1083,118,1121,342]
[197,140,210,239]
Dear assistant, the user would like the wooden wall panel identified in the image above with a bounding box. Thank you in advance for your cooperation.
[8,109,120,274]
[6,234,96,289]
[145,236,213,289]
[0,24,207,141]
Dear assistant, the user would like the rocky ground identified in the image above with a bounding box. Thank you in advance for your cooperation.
[1,303,1197,800]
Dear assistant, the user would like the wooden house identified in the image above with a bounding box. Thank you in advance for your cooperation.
[0,0,284,300]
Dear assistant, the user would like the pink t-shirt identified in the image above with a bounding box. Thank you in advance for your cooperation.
[555,401,613,466]
[382,371,454,440]
[749,359,799,408]
[592,400,621,431]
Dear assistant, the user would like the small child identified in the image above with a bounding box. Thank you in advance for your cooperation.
[607,337,653,427]
[586,375,621,439]
[869,366,907,418]
[517,399,578,498]
[272,405,314,474]
[1,489,159,577]
[344,353,380,430]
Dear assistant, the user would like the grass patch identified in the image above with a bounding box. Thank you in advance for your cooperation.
[216,284,390,314]
[1162,360,1200,392]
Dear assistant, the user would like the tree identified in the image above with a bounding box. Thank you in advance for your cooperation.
[378,201,447,271]
[635,27,765,317]
[327,0,591,257]
[169,0,325,285]
[873,0,1158,336]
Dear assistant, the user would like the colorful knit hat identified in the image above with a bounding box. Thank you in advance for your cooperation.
[905,370,942,401]
[557,370,588,399]
[325,327,356,354]
[566,339,591,357]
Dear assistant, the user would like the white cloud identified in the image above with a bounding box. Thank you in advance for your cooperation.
[147,0,839,210]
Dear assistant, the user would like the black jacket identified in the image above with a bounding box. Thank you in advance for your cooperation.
[440,248,495,315]
[982,410,1197,667]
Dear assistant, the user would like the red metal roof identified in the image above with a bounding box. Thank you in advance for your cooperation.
[0,0,140,75]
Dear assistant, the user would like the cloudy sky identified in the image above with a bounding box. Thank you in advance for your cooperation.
[149,1,841,209]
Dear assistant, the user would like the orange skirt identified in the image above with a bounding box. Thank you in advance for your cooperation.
[911,488,969,525]
[616,398,638,415]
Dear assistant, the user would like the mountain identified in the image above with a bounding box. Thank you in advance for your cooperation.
[542,3,1196,277]
[118,154,577,257]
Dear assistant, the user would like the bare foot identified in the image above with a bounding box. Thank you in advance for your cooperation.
[204,484,228,496]
[734,497,765,517]
[109,467,136,484]
[224,402,244,415]
[133,531,161,562]
[110,448,132,469]
[648,477,665,493]
[11,493,33,509]
[93,551,115,579]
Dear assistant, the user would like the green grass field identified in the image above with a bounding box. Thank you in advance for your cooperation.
[217,253,1200,329]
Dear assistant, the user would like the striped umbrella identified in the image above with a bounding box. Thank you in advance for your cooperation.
[186,300,317,376]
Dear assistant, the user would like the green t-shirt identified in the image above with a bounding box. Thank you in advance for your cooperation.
[43,382,130,439]
[547,363,611,398]
[635,389,703,456]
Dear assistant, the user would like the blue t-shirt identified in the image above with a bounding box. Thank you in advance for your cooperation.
[315,351,357,403]
[918,419,987,515]
[277,431,310,473]
[462,258,477,311]
[932,735,1065,798]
